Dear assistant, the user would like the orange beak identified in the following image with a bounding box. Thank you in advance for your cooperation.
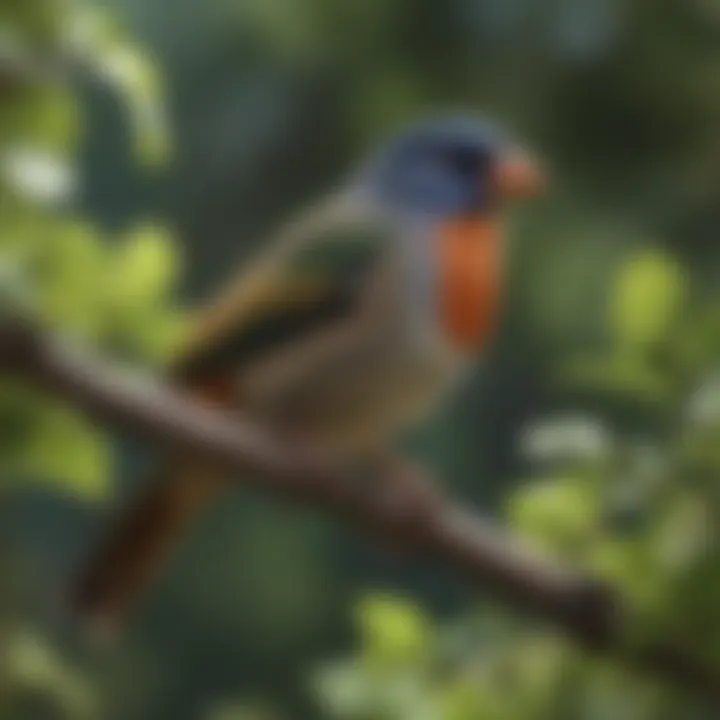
[493,149,544,201]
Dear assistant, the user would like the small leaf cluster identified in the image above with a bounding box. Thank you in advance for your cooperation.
[0,0,183,501]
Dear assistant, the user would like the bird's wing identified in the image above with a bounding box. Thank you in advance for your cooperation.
[172,199,393,386]
[67,201,395,634]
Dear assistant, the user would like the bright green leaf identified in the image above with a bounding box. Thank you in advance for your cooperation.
[111,223,179,310]
[35,220,106,334]
[609,250,688,348]
[356,594,433,668]
[98,45,171,165]
[508,476,599,555]
[15,405,112,500]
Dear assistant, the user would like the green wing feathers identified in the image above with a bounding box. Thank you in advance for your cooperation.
[173,224,387,384]
[67,219,389,632]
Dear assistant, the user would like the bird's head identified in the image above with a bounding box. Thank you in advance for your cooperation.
[362,114,543,218]
[361,114,544,352]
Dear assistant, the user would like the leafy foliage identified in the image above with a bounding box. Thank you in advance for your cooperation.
[0,2,183,716]
[0,629,96,719]
[312,248,720,718]
[0,0,182,502]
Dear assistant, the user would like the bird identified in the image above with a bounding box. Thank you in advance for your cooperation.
[67,113,543,639]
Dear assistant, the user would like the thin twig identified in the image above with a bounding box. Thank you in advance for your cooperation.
[0,320,716,702]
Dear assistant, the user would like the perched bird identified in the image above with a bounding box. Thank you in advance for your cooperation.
[68,114,543,637]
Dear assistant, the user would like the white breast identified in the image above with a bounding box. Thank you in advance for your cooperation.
[239,226,468,454]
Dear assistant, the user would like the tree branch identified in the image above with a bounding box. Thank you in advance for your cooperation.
[0,319,717,701]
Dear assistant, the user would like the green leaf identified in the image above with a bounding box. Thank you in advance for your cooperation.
[15,405,112,501]
[440,679,486,720]
[111,223,180,309]
[63,5,171,166]
[2,629,96,717]
[0,381,48,468]
[0,0,65,45]
[35,219,107,335]
[97,44,171,166]
[508,476,599,556]
[0,255,36,319]
[589,539,664,609]
[356,594,433,668]
[609,251,688,348]
[127,307,188,363]
[0,86,81,155]
[649,495,711,576]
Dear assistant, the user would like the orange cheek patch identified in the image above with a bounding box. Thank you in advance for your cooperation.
[437,218,502,352]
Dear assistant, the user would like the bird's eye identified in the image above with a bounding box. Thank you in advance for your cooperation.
[444,146,480,176]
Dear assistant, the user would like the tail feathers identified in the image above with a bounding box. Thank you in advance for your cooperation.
[67,459,229,642]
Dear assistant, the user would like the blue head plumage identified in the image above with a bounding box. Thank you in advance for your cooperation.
[361,114,513,217]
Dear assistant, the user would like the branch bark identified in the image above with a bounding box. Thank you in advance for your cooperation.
[0,320,717,701]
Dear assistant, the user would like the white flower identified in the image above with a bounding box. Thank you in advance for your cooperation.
[520,413,611,464]
[2,148,78,205]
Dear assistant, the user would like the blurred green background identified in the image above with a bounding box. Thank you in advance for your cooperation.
[2,0,720,718]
